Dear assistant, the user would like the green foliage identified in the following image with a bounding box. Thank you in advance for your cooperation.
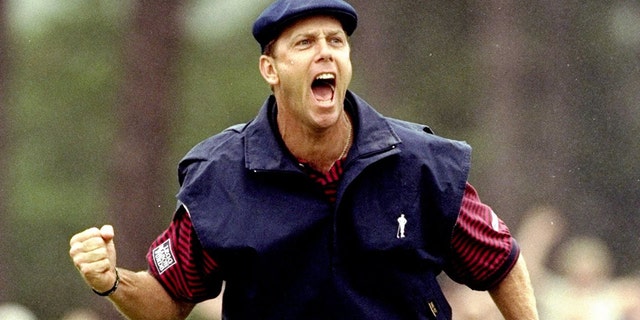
[172,37,271,159]
[6,2,124,317]
[3,0,640,318]
[5,1,270,317]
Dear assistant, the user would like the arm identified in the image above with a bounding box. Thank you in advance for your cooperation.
[109,268,194,320]
[69,225,195,320]
[488,254,539,320]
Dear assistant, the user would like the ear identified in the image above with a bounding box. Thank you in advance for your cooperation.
[259,55,279,86]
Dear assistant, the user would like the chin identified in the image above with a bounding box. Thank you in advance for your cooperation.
[311,111,342,129]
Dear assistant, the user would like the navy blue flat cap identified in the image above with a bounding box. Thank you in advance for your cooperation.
[253,0,358,52]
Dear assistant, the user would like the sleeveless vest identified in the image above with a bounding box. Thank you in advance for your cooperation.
[177,91,471,319]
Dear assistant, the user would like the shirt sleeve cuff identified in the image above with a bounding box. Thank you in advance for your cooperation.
[479,238,521,291]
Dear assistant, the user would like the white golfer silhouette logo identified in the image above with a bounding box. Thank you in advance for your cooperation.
[397,214,407,238]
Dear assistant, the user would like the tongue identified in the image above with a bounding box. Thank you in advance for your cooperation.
[312,83,334,102]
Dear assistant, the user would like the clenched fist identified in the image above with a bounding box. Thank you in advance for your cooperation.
[69,225,118,293]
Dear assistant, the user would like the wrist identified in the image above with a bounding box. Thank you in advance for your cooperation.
[92,268,119,296]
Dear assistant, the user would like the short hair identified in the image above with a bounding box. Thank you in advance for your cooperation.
[262,39,277,57]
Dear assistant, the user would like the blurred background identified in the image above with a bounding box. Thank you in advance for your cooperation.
[0,0,639,319]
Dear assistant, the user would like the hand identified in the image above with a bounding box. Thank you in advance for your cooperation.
[69,225,118,293]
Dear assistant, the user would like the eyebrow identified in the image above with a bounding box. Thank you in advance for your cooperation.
[325,29,347,37]
[293,28,346,39]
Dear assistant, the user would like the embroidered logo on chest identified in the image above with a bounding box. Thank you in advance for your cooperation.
[152,239,177,274]
[396,214,407,239]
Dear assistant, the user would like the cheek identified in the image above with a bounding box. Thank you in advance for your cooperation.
[275,58,296,76]
[345,62,353,79]
[341,61,353,87]
[278,63,309,89]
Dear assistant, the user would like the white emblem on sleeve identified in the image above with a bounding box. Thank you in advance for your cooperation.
[491,210,500,231]
[152,239,177,274]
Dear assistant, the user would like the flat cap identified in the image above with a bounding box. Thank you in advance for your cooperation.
[253,0,358,52]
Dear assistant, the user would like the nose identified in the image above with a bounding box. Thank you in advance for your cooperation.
[317,38,334,62]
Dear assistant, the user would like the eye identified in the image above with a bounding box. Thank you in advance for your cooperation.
[295,38,312,48]
[329,36,346,46]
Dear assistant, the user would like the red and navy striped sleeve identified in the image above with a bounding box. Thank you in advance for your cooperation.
[147,164,518,299]
[445,182,520,290]
[147,206,222,302]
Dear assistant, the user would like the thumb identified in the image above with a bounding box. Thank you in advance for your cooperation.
[100,224,114,242]
[100,224,117,267]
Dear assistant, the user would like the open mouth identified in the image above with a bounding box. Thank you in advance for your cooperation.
[311,73,336,102]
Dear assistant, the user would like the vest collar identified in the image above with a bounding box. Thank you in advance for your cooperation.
[244,91,401,172]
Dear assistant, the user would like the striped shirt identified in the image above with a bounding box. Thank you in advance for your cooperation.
[147,159,518,302]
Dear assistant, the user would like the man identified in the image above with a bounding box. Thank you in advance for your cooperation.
[69,0,538,319]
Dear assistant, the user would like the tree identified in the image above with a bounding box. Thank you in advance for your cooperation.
[468,0,528,223]
[109,0,185,270]
[0,0,10,302]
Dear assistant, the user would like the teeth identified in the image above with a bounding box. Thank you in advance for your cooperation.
[315,73,335,80]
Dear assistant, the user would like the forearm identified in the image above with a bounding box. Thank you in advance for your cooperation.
[108,268,194,320]
[488,254,539,320]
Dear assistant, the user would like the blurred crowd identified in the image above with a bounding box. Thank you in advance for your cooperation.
[444,205,640,320]
[2,206,638,320]
[0,295,222,320]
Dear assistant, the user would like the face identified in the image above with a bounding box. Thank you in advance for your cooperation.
[259,16,352,132]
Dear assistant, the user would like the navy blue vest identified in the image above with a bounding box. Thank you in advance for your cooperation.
[177,91,471,319]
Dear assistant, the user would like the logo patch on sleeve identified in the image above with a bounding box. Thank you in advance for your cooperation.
[490,210,500,231]
[152,239,177,274]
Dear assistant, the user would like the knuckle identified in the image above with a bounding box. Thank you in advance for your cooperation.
[69,227,100,246]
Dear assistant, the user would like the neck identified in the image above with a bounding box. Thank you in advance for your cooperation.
[279,112,352,173]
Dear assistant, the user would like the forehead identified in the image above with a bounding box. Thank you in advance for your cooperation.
[279,15,345,39]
